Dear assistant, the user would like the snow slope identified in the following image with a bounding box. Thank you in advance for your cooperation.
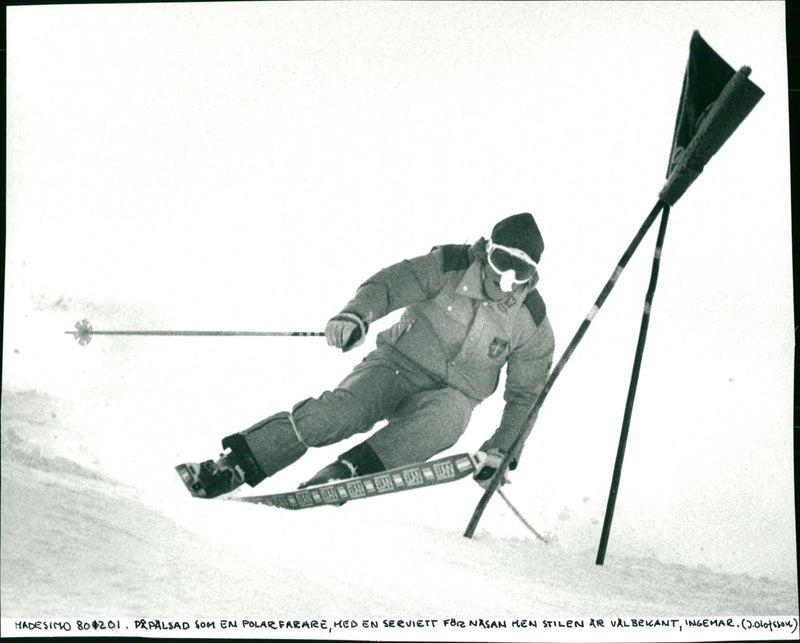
[1,386,797,641]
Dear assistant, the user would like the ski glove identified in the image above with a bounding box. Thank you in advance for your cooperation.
[325,312,368,352]
[472,448,509,489]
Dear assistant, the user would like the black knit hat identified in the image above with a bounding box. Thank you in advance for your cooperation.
[490,213,544,264]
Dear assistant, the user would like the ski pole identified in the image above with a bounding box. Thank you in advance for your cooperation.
[66,319,324,346]
[464,199,668,539]
[496,489,549,543]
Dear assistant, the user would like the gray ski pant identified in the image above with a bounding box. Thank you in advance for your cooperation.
[222,348,478,485]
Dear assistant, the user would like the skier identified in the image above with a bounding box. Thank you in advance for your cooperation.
[177,212,555,498]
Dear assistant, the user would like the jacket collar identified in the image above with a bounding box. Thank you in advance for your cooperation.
[456,260,486,300]
[456,259,537,306]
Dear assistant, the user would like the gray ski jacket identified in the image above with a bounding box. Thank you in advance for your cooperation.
[338,240,555,458]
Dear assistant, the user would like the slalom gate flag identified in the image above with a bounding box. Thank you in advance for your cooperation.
[659,31,764,206]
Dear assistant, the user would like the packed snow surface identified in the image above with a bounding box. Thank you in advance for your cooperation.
[1,384,796,641]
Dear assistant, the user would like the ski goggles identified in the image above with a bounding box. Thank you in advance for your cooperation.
[486,240,538,284]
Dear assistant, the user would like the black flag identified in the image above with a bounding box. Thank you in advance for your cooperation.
[659,31,764,206]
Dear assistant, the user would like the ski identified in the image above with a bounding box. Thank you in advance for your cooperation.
[231,452,477,510]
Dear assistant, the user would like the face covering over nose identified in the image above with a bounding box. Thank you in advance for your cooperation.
[499,269,516,292]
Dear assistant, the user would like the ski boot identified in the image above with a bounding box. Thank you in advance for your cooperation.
[175,450,246,498]
[298,458,357,490]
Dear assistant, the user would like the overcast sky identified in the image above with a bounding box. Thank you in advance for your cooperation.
[5,1,794,580]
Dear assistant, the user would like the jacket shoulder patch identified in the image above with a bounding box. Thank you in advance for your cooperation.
[523,289,547,326]
[433,244,472,272]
